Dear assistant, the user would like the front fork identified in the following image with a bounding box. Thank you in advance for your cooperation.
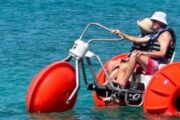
[65,59,80,104]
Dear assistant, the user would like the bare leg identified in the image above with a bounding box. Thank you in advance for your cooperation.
[108,58,121,73]
[109,68,119,80]
[117,53,149,87]
[103,59,121,85]
[116,62,129,84]
[116,53,137,87]
[103,68,119,85]
[104,61,128,85]
[109,61,129,79]
[136,55,149,71]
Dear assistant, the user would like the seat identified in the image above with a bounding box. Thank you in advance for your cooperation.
[158,52,176,69]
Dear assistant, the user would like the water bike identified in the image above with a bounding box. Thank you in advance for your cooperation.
[26,23,180,116]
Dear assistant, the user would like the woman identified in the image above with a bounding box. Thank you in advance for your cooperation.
[106,18,155,85]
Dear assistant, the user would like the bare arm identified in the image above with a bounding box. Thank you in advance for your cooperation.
[143,31,172,58]
[120,32,150,43]
[111,29,149,43]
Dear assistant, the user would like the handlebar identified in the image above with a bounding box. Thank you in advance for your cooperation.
[79,23,124,41]
[87,38,124,44]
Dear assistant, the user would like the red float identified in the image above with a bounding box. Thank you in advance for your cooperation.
[26,61,77,113]
[93,53,128,106]
[144,62,180,116]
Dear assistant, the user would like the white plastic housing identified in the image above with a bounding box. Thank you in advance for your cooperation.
[69,39,88,59]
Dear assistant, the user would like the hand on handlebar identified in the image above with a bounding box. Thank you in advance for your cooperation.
[111,29,122,35]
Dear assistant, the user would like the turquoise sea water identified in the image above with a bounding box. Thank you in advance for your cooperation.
[0,0,180,119]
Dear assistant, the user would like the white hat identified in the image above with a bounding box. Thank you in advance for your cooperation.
[150,11,168,25]
[137,18,154,33]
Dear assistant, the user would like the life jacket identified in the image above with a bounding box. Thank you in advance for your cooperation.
[130,34,153,52]
[147,27,176,64]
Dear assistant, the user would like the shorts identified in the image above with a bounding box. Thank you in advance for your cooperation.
[145,57,159,75]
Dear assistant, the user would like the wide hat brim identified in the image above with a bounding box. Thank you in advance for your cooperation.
[137,20,154,33]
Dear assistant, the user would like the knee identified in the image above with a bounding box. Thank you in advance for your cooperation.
[130,52,137,58]
[130,52,138,60]
[108,61,117,69]
[108,61,114,67]
[108,59,120,68]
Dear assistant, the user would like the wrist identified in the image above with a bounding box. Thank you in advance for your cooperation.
[118,32,125,39]
[144,52,149,56]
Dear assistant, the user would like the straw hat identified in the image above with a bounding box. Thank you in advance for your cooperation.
[150,11,167,25]
[137,18,154,33]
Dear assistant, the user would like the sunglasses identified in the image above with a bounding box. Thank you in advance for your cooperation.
[152,20,159,23]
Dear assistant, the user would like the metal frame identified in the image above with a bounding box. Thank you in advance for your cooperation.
[64,23,144,107]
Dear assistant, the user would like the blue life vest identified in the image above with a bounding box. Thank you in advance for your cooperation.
[148,27,176,63]
[130,28,176,64]
[130,34,153,52]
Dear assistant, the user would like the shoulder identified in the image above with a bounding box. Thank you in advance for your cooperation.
[159,28,175,38]
[158,31,173,43]
[159,31,172,38]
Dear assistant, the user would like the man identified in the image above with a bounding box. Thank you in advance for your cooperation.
[111,11,176,88]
